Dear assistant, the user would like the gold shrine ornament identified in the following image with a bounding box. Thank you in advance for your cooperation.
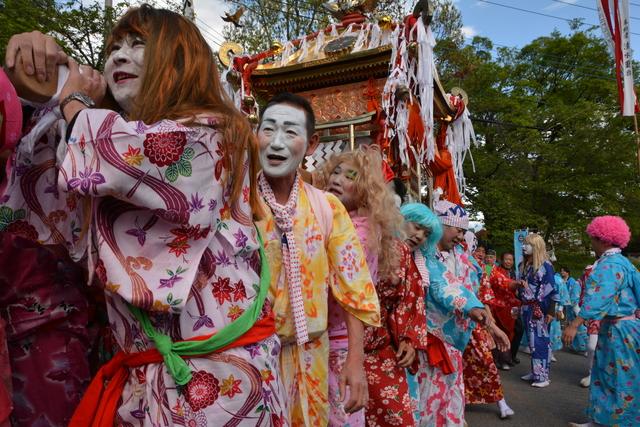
[378,15,393,30]
[218,41,244,68]
[270,41,284,55]
[450,87,469,107]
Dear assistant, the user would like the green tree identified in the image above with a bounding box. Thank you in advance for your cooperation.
[1,0,180,70]
[439,29,640,271]
[221,0,331,53]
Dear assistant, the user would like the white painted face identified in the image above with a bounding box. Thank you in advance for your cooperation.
[104,34,145,114]
[523,243,533,255]
[258,104,310,178]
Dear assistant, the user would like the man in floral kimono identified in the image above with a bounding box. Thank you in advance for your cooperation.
[432,200,511,425]
[256,92,380,426]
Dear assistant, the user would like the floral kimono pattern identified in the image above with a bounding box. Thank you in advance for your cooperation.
[60,109,287,426]
[0,105,92,426]
[409,248,483,427]
[580,249,640,427]
[363,241,427,427]
[565,276,588,352]
[257,182,380,427]
[329,214,378,427]
[462,257,505,404]
[490,266,520,341]
[518,261,558,383]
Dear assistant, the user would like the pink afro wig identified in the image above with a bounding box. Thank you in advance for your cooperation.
[586,216,632,249]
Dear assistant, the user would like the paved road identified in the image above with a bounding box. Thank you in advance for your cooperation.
[465,349,591,427]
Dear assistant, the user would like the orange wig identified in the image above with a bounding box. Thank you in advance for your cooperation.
[106,5,262,217]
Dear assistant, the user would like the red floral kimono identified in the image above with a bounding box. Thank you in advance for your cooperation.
[0,233,92,426]
[462,260,505,405]
[363,241,428,427]
[489,266,520,341]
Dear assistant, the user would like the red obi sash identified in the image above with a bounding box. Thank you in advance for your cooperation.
[70,316,275,427]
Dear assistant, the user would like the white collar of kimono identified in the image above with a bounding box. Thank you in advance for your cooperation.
[602,247,622,257]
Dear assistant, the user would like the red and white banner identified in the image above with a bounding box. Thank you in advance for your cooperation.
[598,0,638,116]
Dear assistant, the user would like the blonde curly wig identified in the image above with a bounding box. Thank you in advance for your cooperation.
[315,146,404,280]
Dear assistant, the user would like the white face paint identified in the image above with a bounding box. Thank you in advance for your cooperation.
[257,104,309,178]
[523,244,533,255]
[104,34,145,114]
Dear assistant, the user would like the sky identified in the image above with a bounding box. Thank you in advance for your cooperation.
[192,0,640,60]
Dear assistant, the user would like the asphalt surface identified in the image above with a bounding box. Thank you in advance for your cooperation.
[465,349,591,427]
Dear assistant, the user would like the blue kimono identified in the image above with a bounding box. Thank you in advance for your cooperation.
[408,249,484,424]
[518,260,558,382]
[581,249,640,426]
[565,276,588,351]
[548,275,565,351]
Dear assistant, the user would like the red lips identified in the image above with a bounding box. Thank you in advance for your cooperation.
[113,71,137,83]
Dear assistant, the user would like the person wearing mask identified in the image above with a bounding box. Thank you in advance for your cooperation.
[518,234,559,388]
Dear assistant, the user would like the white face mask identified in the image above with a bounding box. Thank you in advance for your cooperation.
[258,104,310,178]
[104,34,145,114]
[523,244,533,255]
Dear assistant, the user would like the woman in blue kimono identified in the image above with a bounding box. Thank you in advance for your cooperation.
[565,216,640,427]
[518,233,558,388]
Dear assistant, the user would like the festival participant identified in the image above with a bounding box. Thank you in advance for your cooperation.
[549,273,566,361]
[320,148,428,426]
[488,252,521,370]
[496,252,525,365]
[6,6,289,425]
[256,92,380,426]
[564,216,640,427]
[1,40,93,426]
[432,202,511,423]
[485,249,497,267]
[401,203,488,427]
[464,232,514,419]
[315,146,417,427]
[576,265,598,388]
[518,233,558,388]
[562,267,588,353]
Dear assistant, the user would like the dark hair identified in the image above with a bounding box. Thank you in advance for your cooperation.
[501,251,514,261]
[476,240,489,250]
[262,92,316,140]
[392,177,407,200]
[561,266,570,273]
[486,249,497,256]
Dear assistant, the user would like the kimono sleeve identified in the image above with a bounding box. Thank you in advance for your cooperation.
[60,109,218,226]
[427,257,483,316]
[392,245,427,349]
[569,278,582,305]
[325,194,380,327]
[581,260,623,320]
[544,263,560,302]
[60,109,226,313]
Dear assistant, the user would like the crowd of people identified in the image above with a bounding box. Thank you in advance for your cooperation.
[0,5,638,427]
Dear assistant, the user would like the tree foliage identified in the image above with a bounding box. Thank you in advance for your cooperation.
[0,0,180,70]
[438,29,640,271]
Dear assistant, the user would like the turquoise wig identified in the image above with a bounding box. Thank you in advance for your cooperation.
[400,203,443,259]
